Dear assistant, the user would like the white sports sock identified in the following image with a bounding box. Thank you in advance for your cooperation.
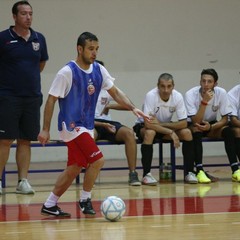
[44,192,59,208]
[80,190,91,202]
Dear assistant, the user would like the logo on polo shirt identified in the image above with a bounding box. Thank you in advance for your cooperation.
[212,105,219,112]
[32,42,40,51]
[101,97,108,105]
[169,107,176,113]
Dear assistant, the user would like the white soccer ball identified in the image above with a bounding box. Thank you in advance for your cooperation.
[100,196,126,222]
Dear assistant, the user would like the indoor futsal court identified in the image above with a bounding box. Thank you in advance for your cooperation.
[1,1,240,239]
[0,156,239,240]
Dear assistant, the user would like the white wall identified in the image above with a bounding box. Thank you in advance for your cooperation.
[1,0,240,162]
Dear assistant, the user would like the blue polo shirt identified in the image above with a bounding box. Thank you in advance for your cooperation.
[0,26,49,97]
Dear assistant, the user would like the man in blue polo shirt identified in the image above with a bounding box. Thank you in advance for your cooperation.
[0,1,48,194]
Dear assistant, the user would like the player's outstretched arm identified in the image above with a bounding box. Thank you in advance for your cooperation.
[107,85,149,120]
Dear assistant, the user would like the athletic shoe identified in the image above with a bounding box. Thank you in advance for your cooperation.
[197,170,211,184]
[129,171,141,186]
[232,169,240,182]
[79,198,96,215]
[185,172,198,184]
[142,173,158,186]
[205,172,219,182]
[41,204,71,217]
[16,179,35,194]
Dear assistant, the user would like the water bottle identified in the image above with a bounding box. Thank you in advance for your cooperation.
[159,162,172,183]
[159,163,166,182]
[165,163,172,183]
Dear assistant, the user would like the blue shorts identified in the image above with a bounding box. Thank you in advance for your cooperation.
[95,119,123,142]
[187,120,217,136]
[0,96,42,140]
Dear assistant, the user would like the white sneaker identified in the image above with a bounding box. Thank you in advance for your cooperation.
[185,172,198,184]
[142,173,158,186]
[16,179,35,194]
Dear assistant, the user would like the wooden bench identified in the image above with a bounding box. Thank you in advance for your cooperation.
[2,138,227,188]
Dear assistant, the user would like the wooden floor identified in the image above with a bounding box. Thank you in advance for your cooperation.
[0,156,240,240]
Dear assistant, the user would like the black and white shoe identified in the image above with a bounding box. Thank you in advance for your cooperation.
[79,198,96,215]
[41,204,71,217]
[129,171,141,186]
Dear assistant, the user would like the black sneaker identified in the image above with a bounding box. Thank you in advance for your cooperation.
[129,171,141,186]
[79,198,96,215]
[41,204,71,217]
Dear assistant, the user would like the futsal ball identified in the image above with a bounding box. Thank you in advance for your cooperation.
[100,196,126,222]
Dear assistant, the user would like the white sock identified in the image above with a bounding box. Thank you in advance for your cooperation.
[44,192,59,208]
[80,190,91,202]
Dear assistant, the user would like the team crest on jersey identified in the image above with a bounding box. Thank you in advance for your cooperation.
[32,42,40,51]
[69,122,76,129]
[87,79,95,95]
[169,107,176,113]
[212,105,219,112]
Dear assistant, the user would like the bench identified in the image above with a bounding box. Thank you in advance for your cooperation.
[2,140,168,188]
[2,138,227,188]
[174,138,227,170]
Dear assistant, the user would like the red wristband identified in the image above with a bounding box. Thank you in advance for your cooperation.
[201,101,208,106]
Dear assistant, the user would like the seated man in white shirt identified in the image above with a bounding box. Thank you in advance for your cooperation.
[133,73,197,185]
[94,60,141,186]
[185,68,240,183]
[227,84,240,166]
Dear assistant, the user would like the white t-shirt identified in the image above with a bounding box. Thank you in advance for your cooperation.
[228,84,240,118]
[49,61,114,142]
[94,90,113,120]
[137,87,187,123]
[185,86,232,122]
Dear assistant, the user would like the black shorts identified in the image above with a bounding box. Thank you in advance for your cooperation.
[0,96,42,140]
[187,120,217,137]
[95,119,123,142]
[133,123,165,142]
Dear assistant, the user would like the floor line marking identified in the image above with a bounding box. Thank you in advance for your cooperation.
[151,225,171,228]
[52,229,78,232]
[5,232,26,234]
[188,224,210,227]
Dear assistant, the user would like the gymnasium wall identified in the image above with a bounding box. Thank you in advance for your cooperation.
[1,0,240,162]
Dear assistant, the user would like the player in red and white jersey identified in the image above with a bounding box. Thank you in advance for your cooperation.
[185,69,240,183]
[134,73,197,185]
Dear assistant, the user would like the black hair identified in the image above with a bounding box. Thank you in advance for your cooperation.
[77,32,98,48]
[201,68,218,82]
[158,73,174,85]
[12,1,32,15]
